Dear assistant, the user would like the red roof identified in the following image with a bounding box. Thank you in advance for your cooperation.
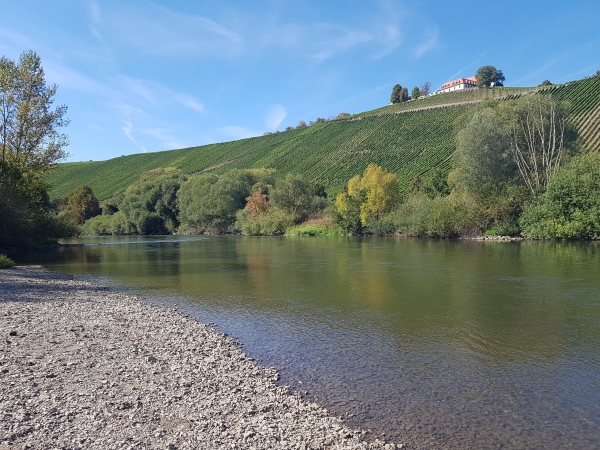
[439,76,477,91]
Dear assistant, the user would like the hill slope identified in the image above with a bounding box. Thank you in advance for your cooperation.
[47,75,600,201]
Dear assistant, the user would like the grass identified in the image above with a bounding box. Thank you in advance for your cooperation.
[0,254,15,269]
[286,215,346,236]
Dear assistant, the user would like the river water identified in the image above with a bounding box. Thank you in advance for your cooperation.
[15,236,600,449]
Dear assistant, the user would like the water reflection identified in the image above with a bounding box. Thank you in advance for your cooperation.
[16,236,600,449]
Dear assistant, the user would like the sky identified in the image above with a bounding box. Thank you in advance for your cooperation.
[1,0,599,162]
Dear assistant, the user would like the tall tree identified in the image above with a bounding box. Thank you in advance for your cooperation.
[475,65,505,88]
[0,51,69,175]
[420,81,431,97]
[60,185,101,225]
[411,86,420,100]
[497,95,574,195]
[390,84,402,104]
[399,87,409,102]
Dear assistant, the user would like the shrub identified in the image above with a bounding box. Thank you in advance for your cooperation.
[520,153,600,239]
[0,254,15,269]
[389,194,483,237]
[236,208,295,236]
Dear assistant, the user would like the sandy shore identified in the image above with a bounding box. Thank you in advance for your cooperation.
[0,266,397,450]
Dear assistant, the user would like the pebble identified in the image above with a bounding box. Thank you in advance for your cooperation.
[0,266,398,449]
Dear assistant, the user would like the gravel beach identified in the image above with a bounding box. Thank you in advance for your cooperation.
[0,266,398,450]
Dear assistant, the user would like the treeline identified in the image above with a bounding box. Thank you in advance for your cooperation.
[78,168,330,236]
[333,94,600,239]
[68,93,600,240]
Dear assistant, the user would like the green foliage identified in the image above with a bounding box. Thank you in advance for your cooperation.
[60,185,101,225]
[120,168,186,234]
[411,86,420,100]
[0,51,69,175]
[0,161,76,248]
[539,80,552,87]
[270,173,326,221]
[475,65,505,88]
[0,254,15,268]
[81,211,135,235]
[235,207,295,236]
[387,194,483,238]
[178,169,254,233]
[451,108,515,198]
[390,84,402,104]
[409,167,451,199]
[520,153,600,239]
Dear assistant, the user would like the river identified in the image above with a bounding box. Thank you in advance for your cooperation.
[15,236,600,449]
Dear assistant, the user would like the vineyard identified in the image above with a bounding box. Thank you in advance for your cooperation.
[47,74,600,201]
[538,73,600,151]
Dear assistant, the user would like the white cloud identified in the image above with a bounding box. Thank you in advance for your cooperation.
[413,29,438,59]
[265,105,287,130]
[121,122,135,142]
[217,126,261,140]
[174,94,205,113]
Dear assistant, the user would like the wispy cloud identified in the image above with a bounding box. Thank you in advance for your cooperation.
[174,94,205,113]
[121,122,135,142]
[102,3,243,58]
[265,105,287,130]
[311,28,373,62]
[217,126,261,140]
[413,29,438,58]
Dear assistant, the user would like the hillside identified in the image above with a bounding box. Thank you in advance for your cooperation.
[46,74,600,201]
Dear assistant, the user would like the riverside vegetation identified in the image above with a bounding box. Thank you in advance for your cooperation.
[3,50,600,250]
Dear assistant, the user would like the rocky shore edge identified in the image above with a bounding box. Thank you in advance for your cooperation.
[0,266,398,450]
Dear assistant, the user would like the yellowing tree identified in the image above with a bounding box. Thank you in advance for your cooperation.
[336,164,399,231]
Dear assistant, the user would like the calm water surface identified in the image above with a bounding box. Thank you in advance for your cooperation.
[16,236,600,449]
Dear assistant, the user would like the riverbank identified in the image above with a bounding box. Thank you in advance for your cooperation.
[0,266,397,450]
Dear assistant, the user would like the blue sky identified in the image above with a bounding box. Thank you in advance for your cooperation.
[1,0,599,162]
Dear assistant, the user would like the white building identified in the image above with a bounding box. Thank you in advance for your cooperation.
[436,76,477,94]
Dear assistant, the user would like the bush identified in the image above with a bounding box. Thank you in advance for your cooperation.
[80,211,136,235]
[520,153,600,239]
[178,170,255,233]
[235,208,295,236]
[0,254,15,269]
[388,194,483,237]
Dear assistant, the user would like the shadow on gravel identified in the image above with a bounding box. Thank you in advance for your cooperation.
[0,267,109,304]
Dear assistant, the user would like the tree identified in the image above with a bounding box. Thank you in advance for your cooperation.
[244,190,271,218]
[1,51,69,175]
[335,164,399,230]
[399,87,409,102]
[411,86,420,100]
[120,168,187,234]
[475,65,505,88]
[451,108,515,199]
[420,81,431,97]
[60,185,101,225]
[497,95,575,195]
[177,169,254,233]
[390,84,402,104]
[539,80,552,87]
[269,173,324,221]
[296,120,307,128]
[336,112,351,119]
